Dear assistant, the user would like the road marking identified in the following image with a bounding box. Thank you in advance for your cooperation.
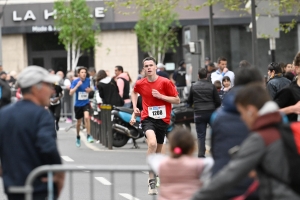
[119,193,140,200]
[61,156,74,162]
[95,177,112,185]
[141,171,149,175]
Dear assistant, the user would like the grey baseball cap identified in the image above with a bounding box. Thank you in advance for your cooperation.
[17,66,61,88]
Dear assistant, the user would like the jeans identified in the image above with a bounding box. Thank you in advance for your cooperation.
[123,102,132,108]
[194,111,213,157]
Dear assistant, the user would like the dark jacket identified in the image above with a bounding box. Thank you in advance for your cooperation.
[157,70,169,79]
[207,69,216,83]
[210,87,258,199]
[97,77,123,106]
[0,79,11,109]
[0,100,61,194]
[173,66,186,87]
[187,79,221,112]
[267,74,291,99]
[274,80,300,122]
[192,104,300,200]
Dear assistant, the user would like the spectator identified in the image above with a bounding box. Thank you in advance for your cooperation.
[48,68,55,74]
[97,70,123,106]
[173,60,187,87]
[56,71,65,86]
[192,83,297,200]
[222,76,231,92]
[187,68,221,157]
[49,83,63,131]
[137,68,145,81]
[0,66,64,199]
[207,62,217,83]
[284,71,295,82]
[0,71,11,109]
[157,63,169,79]
[211,57,235,87]
[274,52,300,122]
[213,80,224,100]
[147,128,214,200]
[207,67,263,200]
[114,66,131,108]
[239,60,251,68]
[266,62,291,99]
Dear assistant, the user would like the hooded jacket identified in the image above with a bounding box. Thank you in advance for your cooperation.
[97,77,123,106]
[210,87,258,199]
[192,102,300,200]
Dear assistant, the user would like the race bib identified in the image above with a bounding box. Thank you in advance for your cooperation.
[78,92,88,100]
[148,105,166,119]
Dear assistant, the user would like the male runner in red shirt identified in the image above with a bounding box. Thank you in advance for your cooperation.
[130,57,180,195]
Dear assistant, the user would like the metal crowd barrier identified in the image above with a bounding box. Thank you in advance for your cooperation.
[89,104,113,150]
[176,86,188,102]
[60,88,75,121]
[8,165,156,200]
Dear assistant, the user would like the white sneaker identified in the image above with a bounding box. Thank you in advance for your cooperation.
[148,179,158,195]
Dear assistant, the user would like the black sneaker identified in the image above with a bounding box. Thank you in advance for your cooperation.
[148,178,158,195]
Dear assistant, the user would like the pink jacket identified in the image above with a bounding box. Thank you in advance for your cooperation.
[148,154,214,200]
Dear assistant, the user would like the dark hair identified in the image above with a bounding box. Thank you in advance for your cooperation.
[239,60,251,68]
[294,52,300,67]
[77,66,87,74]
[115,66,123,73]
[179,60,185,66]
[198,68,207,79]
[138,69,143,74]
[169,128,195,158]
[214,80,222,89]
[142,57,157,65]
[235,82,270,110]
[284,72,295,81]
[267,62,282,74]
[20,86,32,95]
[222,76,231,85]
[217,57,227,64]
[234,67,263,86]
[88,67,96,73]
[207,62,215,68]
[96,70,107,83]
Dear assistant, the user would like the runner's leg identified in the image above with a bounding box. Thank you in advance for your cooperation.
[146,130,157,179]
[84,111,90,135]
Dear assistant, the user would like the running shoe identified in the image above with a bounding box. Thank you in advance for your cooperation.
[76,137,81,147]
[87,135,94,143]
[156,175,160,187]
[148,178,158,195]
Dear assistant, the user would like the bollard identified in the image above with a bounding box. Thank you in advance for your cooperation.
[106,105,113,150]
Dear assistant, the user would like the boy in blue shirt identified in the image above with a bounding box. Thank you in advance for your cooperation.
[70,67,94,147]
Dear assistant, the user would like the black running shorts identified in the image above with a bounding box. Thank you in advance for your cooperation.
[74,104,90,119]
[141,117,169,144]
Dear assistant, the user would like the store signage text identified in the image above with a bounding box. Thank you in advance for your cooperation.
[12,7,105,22]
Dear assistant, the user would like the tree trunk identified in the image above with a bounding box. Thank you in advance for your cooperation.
[67,42,71,71]
[72,41,76,70]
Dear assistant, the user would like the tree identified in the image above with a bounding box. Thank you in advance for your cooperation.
[107,0,180,64]
[54,0,100,71]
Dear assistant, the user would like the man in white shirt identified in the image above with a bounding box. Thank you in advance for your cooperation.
[211,57,235,87]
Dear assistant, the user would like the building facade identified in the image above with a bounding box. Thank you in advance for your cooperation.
[1,0,300,80]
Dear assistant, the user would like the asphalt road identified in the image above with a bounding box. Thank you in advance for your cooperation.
[0,121,210,200]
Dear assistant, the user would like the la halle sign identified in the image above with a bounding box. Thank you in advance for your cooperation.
[12,7,105,21]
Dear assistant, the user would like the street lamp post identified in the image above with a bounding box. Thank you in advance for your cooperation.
[209,5,215,62]
[251,0,258,67]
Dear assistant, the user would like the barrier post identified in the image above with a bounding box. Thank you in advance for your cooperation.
[106,105,113,150]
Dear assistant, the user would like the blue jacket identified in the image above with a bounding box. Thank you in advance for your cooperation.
[210,87,258,198]
[0,100,62,194]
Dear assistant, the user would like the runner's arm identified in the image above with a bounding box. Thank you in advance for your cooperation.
[160,94,180,104]
[69,86,78,96]
[280,101,300,115]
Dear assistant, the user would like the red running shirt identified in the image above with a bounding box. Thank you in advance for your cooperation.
[134,76,178,124]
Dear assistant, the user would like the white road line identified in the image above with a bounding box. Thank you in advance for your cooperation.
[95,177,112,185]
[119,193,140,200]
[61,156,74,162]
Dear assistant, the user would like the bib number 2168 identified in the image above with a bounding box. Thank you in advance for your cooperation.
[148,105,166,119]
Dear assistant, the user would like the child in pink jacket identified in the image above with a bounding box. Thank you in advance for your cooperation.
[147,128,214,200]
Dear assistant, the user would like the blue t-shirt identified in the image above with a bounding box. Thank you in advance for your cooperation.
[71,78,90,107]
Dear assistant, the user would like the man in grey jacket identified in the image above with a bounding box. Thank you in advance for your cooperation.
[192,83,300,200]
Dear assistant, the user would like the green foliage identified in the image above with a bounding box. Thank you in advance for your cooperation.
[54,0,100,53]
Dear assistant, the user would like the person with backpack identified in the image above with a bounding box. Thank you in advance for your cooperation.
[192,83,300,200]
[96,70,124,107]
